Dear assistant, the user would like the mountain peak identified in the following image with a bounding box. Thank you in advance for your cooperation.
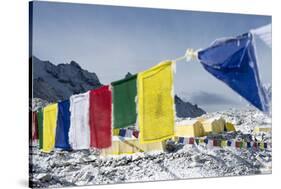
[70,60,82,69]
[174,95,206,118]
[32,57,102,102]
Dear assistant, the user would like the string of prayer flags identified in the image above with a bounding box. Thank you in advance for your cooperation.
[177,137,271,150]
[37,108,43,149]
[55,100,71,150]
[137,60,175,144]
[113,128,139,139]
[42,104,58,153]
[89,86,112,149]
[69,92,90,150]
[198,33,269,112]
[111,74,137,129]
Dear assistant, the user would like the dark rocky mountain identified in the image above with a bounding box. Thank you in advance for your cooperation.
[32,57,205,118]
[32,56,102,102]
[175,95,206,118]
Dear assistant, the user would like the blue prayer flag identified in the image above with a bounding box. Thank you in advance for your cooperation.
[178,137,184,144]
[55,100,71,150]
[247,142,251,148]
[204,138,208,144]
[227,140,232,146]
[198,33,269,112]
[119,128,126,137]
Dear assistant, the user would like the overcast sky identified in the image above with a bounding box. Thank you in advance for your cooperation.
[32,1,272,112]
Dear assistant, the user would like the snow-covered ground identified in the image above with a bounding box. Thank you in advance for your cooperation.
[29,108,272,188]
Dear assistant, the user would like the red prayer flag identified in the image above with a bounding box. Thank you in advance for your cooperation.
[89,86,112,148]
[235,141,241,148]
[189,138,194,144]
[213,139,218,146]
[32,111,39,140]
[253,142,258,149]
[133,130,139,138]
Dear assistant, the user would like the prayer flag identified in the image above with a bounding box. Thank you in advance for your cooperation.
[89,86,112,149]
[55,100,71,150]
[189,137,195,144]
[69,92,90,150]
[195,138,200,145]
[236,141,244,149]
[119,128,126,137]
[133,130,139,138]
[137,61,175,144]
[221,140,227,147]
[42,104,58,153]
[37,109,43,149]
[198,33,269,112]
[227,140,232,147]
[260,142,265,150]
[213,139,218,147]
[32,111,39,141]
[253,142,258,149]
[178,137,185,144]
[111,74,137,128]
[113,128,120,136]
[231,140,236,148]
[204,138,209,144]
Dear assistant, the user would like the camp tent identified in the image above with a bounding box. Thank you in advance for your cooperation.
[100,136,164,156]
[198,117,226,134]
[225,122,236,132]
[253,127,271,133]
[175,119,205,137]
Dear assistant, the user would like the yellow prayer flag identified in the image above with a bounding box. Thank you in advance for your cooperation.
[113,128,120,136]
[137,60,175,144]
[221,140,227,147]
[42,103,58,153]
[199,138,205,144]
[260,142,265,150]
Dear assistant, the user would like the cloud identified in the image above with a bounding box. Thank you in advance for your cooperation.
[189,91,239,105]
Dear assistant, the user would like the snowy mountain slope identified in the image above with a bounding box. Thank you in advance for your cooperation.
[29,108,271,188]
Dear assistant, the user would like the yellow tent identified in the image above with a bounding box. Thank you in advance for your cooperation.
[100,137,164,156]
[253,127,271,133]
[225,122,236,132]
[199,117,225,134]
[175,119,205,137]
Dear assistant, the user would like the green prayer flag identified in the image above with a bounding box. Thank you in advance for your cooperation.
[111,74,137,128]
[240,141,244,148]
[37,109,43,149]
